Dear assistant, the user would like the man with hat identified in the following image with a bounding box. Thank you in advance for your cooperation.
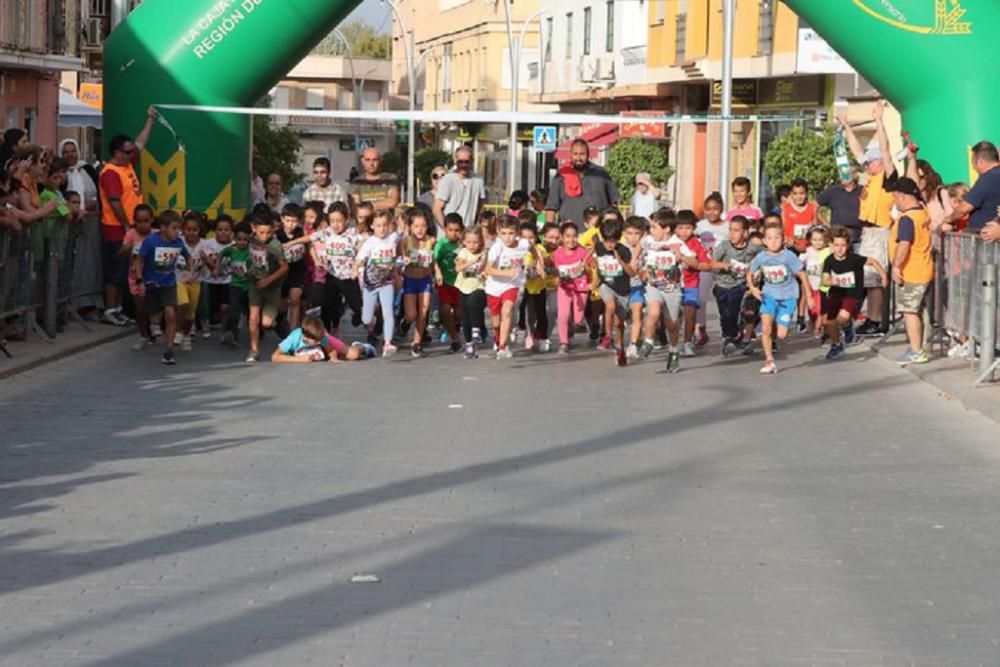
[886,176,933,365]
[838,101,896,336]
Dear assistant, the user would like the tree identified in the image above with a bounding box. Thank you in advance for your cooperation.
[763,125,839,197]
[312,20,390,59]
[253,97,303,192]
[414,147,451,193]
[605,139,675,203]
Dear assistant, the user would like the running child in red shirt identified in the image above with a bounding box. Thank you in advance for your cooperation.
[782,178,818,252]
[674,210,713,358]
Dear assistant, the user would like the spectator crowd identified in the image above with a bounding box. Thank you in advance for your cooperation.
[1,100,999,371]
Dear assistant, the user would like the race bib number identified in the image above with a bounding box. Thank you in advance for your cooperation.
[285,243,306,263]
[154,246,180,272]
[498,253,525,271]
[409,248,433,269]
[251,246,268,270]
[295,345,325,361]
[525,262,540,279]
[831,271,856,288]
[794,224,811,239]
[806,260,823,277]
[558,262,585,281]
[371,247,396,267]
[597,255,623,279]
[728,259,749,276]
[762,264,790,285]
[231,259,248,277]
[699,232,717,250]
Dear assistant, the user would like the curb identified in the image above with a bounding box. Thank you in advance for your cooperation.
[0,328,134,381]
[868,337,1000,424]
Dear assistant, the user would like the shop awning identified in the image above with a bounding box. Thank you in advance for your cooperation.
[555,123,619,161]
[58,88,102,129]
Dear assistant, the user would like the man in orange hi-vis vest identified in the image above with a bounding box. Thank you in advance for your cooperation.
[98,106,157,326]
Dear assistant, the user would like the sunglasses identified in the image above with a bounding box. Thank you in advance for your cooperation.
[456,160,471,166]
[432,173,444,180]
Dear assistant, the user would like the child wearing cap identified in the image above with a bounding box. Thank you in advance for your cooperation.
[631,173,659,219]
[887,176,934,366]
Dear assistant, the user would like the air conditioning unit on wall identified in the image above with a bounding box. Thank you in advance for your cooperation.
[578,55,599,83]
[596,55,616,81]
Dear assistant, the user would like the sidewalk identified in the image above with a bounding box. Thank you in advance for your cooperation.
[871,335,1000,423]
[0,320,133,380]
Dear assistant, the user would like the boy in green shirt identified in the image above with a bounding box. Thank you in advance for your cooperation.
[216,221,252,347]
[246,213,288,362]
[433,213,463,352]
[35,159,70,268]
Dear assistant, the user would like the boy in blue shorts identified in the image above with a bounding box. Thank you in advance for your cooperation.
[747,222,813,375]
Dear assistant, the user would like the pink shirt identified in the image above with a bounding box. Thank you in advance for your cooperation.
[551,245,591,293]
[726,204,764,221]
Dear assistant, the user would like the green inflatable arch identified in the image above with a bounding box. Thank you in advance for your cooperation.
[104,0,997,217]
[103,0,364,217]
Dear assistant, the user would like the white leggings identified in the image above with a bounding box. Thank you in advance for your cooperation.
[362,283,395,342]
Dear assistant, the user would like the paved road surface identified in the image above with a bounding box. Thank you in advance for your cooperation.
[1,331,998,666]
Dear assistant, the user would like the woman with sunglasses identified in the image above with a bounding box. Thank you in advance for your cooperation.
[418,166,447,212]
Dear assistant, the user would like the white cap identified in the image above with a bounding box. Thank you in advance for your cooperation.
[863,144,883,164]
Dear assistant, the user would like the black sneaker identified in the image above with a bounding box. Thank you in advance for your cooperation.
[855,319,881,337]
[411,344,425,358]
[450,340,463,354]
[351,313,363,328]
[589,327,600,342]
[161,349,176,365]
[666,351,680,374]
[399,320,412,338]
[638,340,654,359]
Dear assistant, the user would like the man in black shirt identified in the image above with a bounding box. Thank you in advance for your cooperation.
[817,171,862,243]
[821,226,888,360]
[545,139,620,225]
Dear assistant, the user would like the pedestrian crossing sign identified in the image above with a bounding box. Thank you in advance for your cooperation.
[533,126,556,152]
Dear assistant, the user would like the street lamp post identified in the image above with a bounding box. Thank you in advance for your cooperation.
[332,29,361,153]
[720,0,735,194]
[508,8,549,195]
[382,0,417,203]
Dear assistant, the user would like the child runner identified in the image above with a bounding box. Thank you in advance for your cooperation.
[176,213,208,352]
[638,212,698,373]
[400,208,436,357]
[675,210,713,357]
[201,214,233,336]
[782,178,818,252]
[353,209,399,357]
[887,176,934,365]
[246,212,288,363]
[217,221,252,347]
[478,210,497,248]
[271,315,375,363]
[694,193,728,346]
[485,214,546,359]
[594,219,636,367]
[622,216,647,359]
[434,212,464,353]
[822,226,887,360]
[709,215,762,356]
[801,226,832,337]
[135,210,190,365]
[125,204,154,350]
[747,222,813,374]
[277,203,307,332]
[726,177,764,221]
[579,206,604,343]
[551,222,595,355]
[317,201,362,336]
[454,225,487,359]
[519,222,551,352]
[540,222,562,346]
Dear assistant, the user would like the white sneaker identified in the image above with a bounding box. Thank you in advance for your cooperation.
[680,341,696,358]
[150,324,162,338]
[538,339,551,353]
[201,330,212,339]
[173,332,184,345]
[626,343,639,359]
[524,334,534,351]
[497,347,513,359]
[131,337,152,351]
[180,336,193,352]
[759,360,777,374]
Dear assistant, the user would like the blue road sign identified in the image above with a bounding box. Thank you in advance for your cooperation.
[533,126,557,152]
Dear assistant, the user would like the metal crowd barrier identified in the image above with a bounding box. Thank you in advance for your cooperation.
[0,217,105,359]
[941,231,1000,386]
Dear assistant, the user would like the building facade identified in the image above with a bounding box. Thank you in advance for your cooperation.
[390,0,551,199]
[1,0,87,148]
[644,0,886,211]
[271,55,394,187]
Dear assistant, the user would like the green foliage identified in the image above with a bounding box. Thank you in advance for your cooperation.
[414,148,452,192]
[605,139,675,202]
[253,97,303,192]
[381,151,404,177]
[312,20,390,59]
[763,125,838,197]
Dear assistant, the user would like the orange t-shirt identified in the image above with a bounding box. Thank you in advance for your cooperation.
[890,207,933,285]
[782,201,818,251]
[99,156,144,242]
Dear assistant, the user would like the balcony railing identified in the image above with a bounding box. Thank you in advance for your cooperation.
[675,13,687,64]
